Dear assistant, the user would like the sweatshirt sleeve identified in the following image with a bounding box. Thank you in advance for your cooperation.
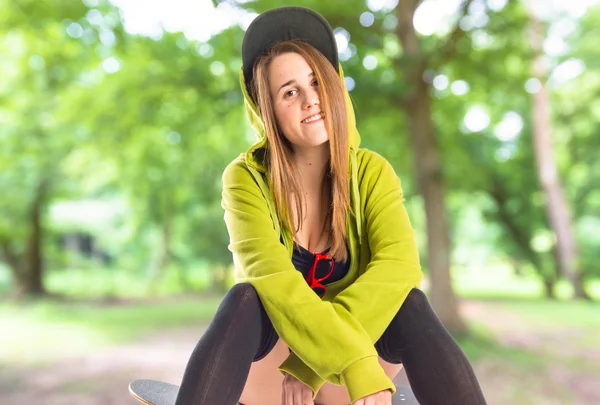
[221,159,394,401]
[332,151,423,346]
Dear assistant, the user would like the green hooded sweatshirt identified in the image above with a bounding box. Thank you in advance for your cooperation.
[221,64,423,403]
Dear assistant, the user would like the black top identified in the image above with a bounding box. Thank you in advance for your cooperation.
[291,242,350,286]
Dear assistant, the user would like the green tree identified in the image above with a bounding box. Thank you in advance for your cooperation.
[0,0,101,296]
[525,0,588,299]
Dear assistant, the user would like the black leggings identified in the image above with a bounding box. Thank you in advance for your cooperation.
[174,283,487,405]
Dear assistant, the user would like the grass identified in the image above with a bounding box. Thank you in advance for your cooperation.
[488,298,600,328]
[44,265,217,298]
[453,261,600,300]
[0,262,223,299]
[0,296,221,365]
[458,330,549,371]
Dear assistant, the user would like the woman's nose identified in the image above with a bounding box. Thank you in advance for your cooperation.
[303,89,320,108]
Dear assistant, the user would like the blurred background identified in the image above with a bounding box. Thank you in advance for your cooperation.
[1,0,599,404]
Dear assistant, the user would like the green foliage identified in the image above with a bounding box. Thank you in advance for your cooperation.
[0,0,598,296]
[0,1,102,246]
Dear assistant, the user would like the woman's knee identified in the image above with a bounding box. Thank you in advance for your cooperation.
[207,283,263,335]
[222,283,278,361]
[224,282,261,309]
[375,288,431,363]
[403,288,428,310]
[392,288,434,325]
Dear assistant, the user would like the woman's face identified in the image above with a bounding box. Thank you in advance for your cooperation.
[268,52,328,151]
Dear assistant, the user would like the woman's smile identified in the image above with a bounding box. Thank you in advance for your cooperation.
[301,112,325,124]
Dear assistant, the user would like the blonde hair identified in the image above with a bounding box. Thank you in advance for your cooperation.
[251,40,350,262]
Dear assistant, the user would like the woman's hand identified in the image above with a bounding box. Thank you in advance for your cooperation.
[281,373,315,405]
[352,389,393,405]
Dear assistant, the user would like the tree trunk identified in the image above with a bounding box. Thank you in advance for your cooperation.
[543,279,556,299]
[396,0,466,335]
[526,1,588,300]
[3,180,49,298]
[489,176,560,297]
[25,184,46,296]
[147,216,173,293]
[158,217,172,273]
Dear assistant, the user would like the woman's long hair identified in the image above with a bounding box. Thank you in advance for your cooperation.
[251,40,350,262]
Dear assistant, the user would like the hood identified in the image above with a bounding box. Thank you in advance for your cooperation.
[238,64,363,243]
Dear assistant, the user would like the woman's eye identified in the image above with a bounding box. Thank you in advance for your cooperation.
[312,80,318,86]
[285,89,297,98]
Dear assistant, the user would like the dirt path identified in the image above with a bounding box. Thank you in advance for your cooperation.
[0,326,207,405]
[1,301,598,405]
[463,300,600,405]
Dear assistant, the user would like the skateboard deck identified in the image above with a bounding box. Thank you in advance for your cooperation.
[129,379,178,405]
[129,379,419,405]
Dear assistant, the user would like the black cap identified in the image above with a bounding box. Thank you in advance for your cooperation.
[242,6,338,92]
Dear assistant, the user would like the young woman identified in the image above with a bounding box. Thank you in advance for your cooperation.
[173,6,487,405]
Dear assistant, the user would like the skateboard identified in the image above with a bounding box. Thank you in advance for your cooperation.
[129,379,419,405]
